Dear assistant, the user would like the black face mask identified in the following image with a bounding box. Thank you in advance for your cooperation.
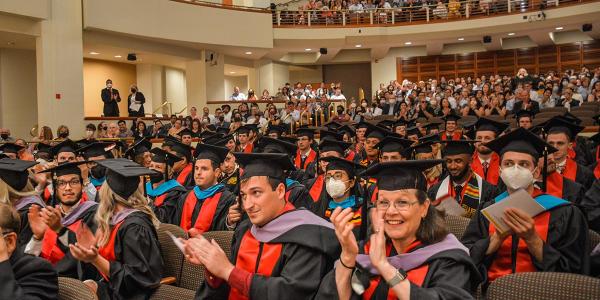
[219,116,225,122]
[149,172,164,183]
[234,117,242,122]
[90,165,107,179]
[0,134,8,140]
[58,132,69,138]
[131,88,137,93]
[337,109,344,114]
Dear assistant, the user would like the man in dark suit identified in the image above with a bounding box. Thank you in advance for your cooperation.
[512,88,540,115]
[101,79,121,117]
[382,98,401,116]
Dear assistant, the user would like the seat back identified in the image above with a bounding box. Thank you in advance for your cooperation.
[157,223,187,286]
[444,214,470,240]
[57,277,97,300]
[487,272,600,300]
[150,284,196,300]
[179,231,235,291]
[589,229,600,252]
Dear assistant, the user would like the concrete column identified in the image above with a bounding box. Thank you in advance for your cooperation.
[36,0,85,137]
[185,59,206,111]
[185,50,225,111]
[254,59,289,96]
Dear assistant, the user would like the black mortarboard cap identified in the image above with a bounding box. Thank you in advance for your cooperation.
[406,126,421,137]
[485,127,557,161]
[49,139,78,157]
[338,125,356,138]
[375,136,414,153]
[319,129,343,141]
[202,133,226,146]
[419,134,441,144]
[319,139,351,154]
[124,138,152,159]
[442,112,461,122]
[377,119,395,130]
[321,156,363,178]
[78,142,112,159]
[234,153,295,181]
[169,139,193,160]
[361,160,444,191]
[279,136,298,144]
[38,161,87,178]
[475,117,509,135]
[0,143,24,154]
[199,131,219,139]
[440,140,476,156]
[177,128,193,137]
[295,126,315,139]
[257,137,297,157]
[206,124,217,132]
[422,120,442,132]
[360,122,390,140]
[543,116,584,141]
[35,143,52,154]
[216,126,231,135]
[150,148,182,166]
[324,121,344,131]
[211,134,235,148]
[266,124,286,136]
[96,158,158,199]
[561,112,582,125]
[195,143,229,164]
[514,110,534,120]
[0,159,37,190]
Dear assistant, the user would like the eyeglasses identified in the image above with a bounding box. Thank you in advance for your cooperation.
[376,200,419,211]
[325,172,347,181]
[57,179,82,189]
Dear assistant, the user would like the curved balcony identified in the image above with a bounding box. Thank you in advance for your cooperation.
[272,0,595,27]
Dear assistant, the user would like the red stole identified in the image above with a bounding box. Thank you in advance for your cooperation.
[471,153,500,185]
[43,187,51,204]
[179,191,223,233]
[228,202,295,300]
[362,241,429,299]
[561,159,578,183]
[294,149,317,170]
[440,131,462,141]
[176,163,193,186]
[594,163,600,179]
[345,150,356,161]
[41,220,83,264]
[448,173,473,205]
[98,220,126,280]
[154,194,168,207]
[308,175,325,203]
[242,143,253,153]
[367,178,379,204]
[544,172,564,198]
[487,208,551,282]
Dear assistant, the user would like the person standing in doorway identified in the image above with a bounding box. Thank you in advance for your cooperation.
[101,79,121,117]
[127,84,146,117]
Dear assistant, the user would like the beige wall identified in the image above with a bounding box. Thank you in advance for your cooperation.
[0,48,37,139]
[165,67,187,115]
[83,58,137,117]
[289,66,323,84]
[323,63,371,102]
[371,46,427,95]
[224,75,249,97]
[0,0,50,19]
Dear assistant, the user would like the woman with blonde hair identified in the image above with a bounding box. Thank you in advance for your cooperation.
[69,159,162,299]
[0,159,45,247]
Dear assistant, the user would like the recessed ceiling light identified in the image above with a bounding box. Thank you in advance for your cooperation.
[458,37,465,41]
[229,71,236,74]
[507,32,515,36]
[245,51,252,55]
[404,42,412,45]
[355,44,362,48]
[555,27,563,30]
[114,55,122,58]
[305,48,312,51]
[89,51,100,55]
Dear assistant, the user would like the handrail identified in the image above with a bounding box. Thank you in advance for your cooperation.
[273,0,594,27]
[176,105,188,115]
[170,0,271,13]
[149,101,173,116]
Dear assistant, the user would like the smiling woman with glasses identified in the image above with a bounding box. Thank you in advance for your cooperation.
[318,160,481,300]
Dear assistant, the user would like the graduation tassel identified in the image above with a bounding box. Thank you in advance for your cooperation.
[50,173,58,207]
[542,145,548,194]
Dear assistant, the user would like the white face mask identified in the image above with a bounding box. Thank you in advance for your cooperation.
[500,165,535,190]
[326,178,350,199]
[361,103,368,107]
[350,103,357,108]
[389,99,396,104]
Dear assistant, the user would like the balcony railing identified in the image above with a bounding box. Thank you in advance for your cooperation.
[273,0,593,27]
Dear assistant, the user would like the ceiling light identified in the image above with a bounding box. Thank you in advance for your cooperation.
[229,71,236,74]
[245,51,252,55]
[89,51,100,55]
[114,55,122,58]
[458,37,465,41]
[507,32,515,36]
[555,27,563,30]
[404,42,412,45]
[355,44,362,48]
[305,48,312,51]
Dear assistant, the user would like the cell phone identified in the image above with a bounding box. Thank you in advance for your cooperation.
[166,231,185,253]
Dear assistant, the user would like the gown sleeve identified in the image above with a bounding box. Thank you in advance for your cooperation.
[582,178,600,232]
[0,253,58,300]
[409,256,478,300]
[99,221,163,300]
[211,191,236,231]
[460,205,495,276]
[152,190,183,224]
[288,184,313,210]
[248,243,329,300]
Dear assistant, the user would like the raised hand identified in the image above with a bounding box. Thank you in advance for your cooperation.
[28,205,47,240]
[368,209,388,271]
[330,207,359,264]
[41,205,63,233]
[227,202,242,227]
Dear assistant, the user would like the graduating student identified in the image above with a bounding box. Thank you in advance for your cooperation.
[146,148,187,224]
[188,152,341,299]
[461,128,589,287]
[255,137,313,210]
[439,112,464,141]
[79,142,113,189]
[404,138,443,188]
[428,141,499,218]
[358,122,391,168]
[582,177,600,232]
[173,143,235,233]
[69,159,163,300]
[49,139,79,163]
[0,143,23,159]
[0,204,58,300]
[266,124,286,139]
[236,124,257,153]
[470,117,509,185]
[558,112,593,166]
[514,110,534,130]
[306,138,353,207]
[317,160,481,299]
[166,138,195,189]
[294,126,318,171]
[337,125,359,162]
[207,135,240,195]
[0,159,45,247]
[124,138,152,168]
[25,161,99,280]
[544,117,594,189]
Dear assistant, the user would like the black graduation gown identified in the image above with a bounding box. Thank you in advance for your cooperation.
[315,242,482,299]
[50,205,100,280]
[428,175,499,218]
[461,198,590,286]
[220,169,240,196]
[174,169,196,190]
[0,248,58,300]
[172,187,235,232]
[195,215,341,299]
[581,178,600,232]
[567,161,595,190]
[17,203,37,248]
[496,176,584,206]
[286,180,313,210]
[573,136,593,167]
[96,212,163,300]
[149,185,187,224]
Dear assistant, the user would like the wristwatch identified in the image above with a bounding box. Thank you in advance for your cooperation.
[386,268,407,287]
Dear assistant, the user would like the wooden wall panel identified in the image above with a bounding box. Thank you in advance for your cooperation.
[396,41,600,82]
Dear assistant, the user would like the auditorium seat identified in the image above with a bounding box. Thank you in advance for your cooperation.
[539,107,568,114]
[179,231,234,291]
[57,277,98,300]
[483,115,506,122]
[535,111,563,120]
[444,214,470,240]
[571,105,598,113]
[589,229,600,252]
[150,284,196,300]
[570,110,597,119]
[157,223,187,286]
[487,272,600,300]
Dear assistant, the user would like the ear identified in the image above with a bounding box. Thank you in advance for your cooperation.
[5,232,17,256]
[421,200,431,218]
[276,182,286,200]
